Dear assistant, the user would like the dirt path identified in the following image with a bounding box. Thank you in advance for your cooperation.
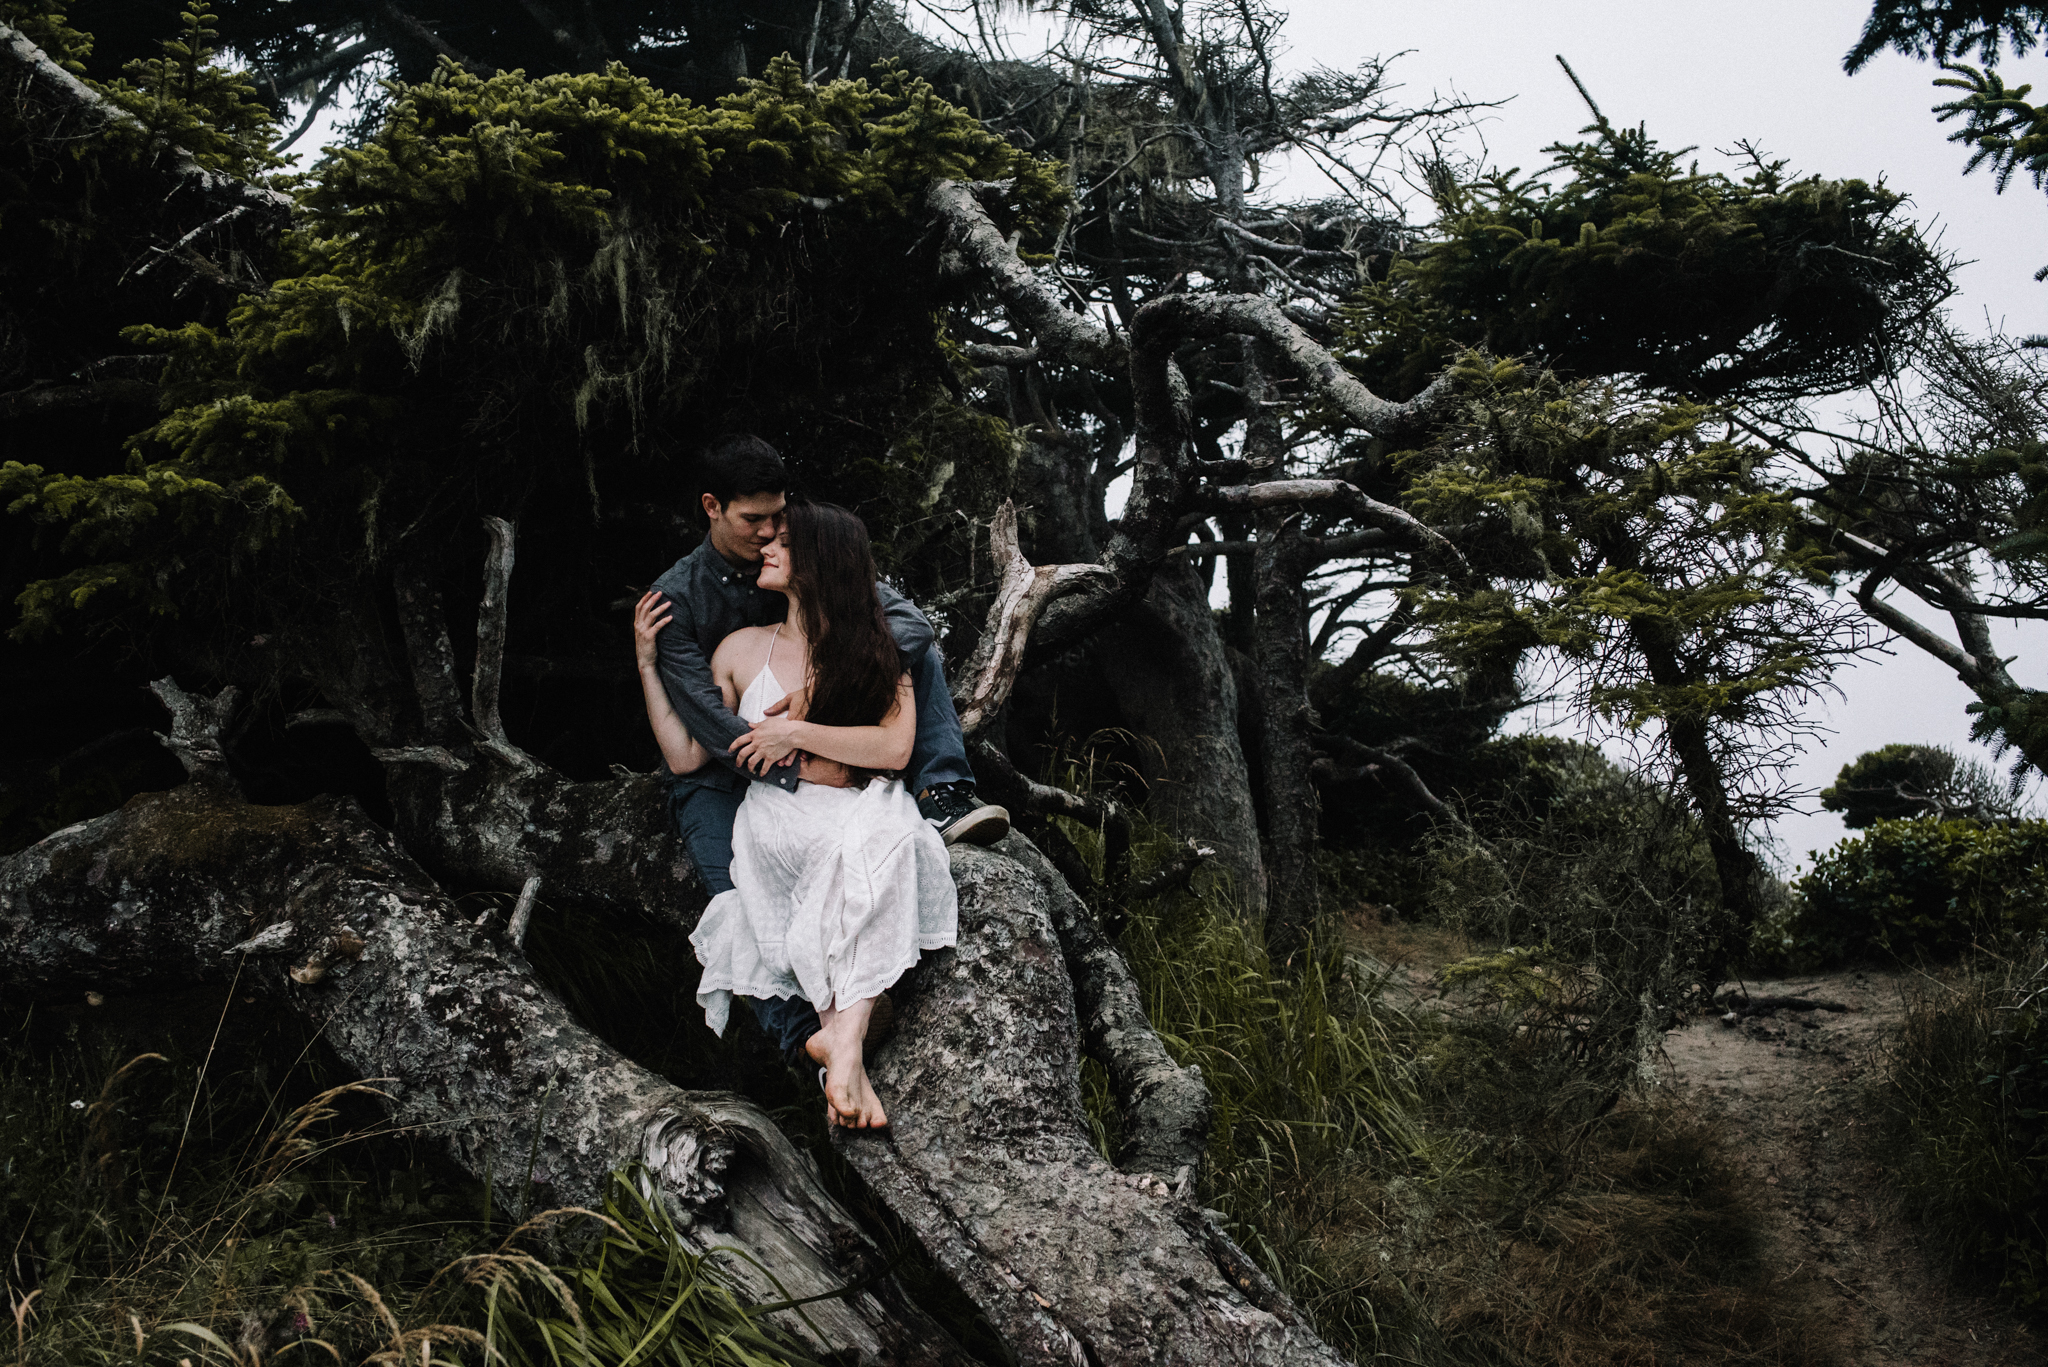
[1663,970,2044,1367]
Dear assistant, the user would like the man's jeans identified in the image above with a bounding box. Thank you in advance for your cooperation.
[669,643,972,1066]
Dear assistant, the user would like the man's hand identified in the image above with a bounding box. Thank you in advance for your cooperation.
[761,690,808,719]
[730,716,805,775]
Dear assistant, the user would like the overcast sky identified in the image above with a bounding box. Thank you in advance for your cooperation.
[286,2,2048,864]
[1250,0,2048,865]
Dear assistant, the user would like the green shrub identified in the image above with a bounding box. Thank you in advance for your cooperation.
[1819,743,2018,828]
[1877,952,2048,1307]
[1422,745,1726,1110]
[1790,817,2048,963]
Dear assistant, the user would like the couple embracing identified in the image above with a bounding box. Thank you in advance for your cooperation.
[631,434,1009,1130]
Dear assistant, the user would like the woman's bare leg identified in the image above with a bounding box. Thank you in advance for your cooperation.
[806,996,887,1128]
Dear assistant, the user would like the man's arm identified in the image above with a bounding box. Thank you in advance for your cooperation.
[876,580,935,666]
[652,592,750,779]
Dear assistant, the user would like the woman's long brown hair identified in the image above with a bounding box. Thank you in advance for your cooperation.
[784,500,902,731]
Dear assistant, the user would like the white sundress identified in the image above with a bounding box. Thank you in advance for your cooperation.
[690,633,960,1037]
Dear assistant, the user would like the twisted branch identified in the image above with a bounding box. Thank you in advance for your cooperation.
[953,501,1114,736]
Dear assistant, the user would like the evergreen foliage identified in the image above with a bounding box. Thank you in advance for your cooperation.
[0,0,281,401]
[1344,125,1948,402]
[3,52,1061,641]
[1397,358,1861,917]
[1846,2,2048,275]
[0,0,91,70]
[1847,0,2048,70]
[1791,817,2048,961]
[94,5,287,180]
[1820,742,2017,826]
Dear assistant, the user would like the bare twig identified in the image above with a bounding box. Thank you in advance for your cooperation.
[506,874,542,948]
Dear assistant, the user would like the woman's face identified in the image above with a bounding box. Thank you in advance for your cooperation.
[756,525,792,592]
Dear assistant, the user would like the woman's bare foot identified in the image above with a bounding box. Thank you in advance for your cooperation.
[806,997,888,1129]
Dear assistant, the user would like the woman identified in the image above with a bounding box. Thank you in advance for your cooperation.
[632,500,958,1130]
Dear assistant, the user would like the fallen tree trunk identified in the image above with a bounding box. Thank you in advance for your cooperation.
[1,679,1350,1363]
[840,838,1349,1367]
[0,781,959,1365]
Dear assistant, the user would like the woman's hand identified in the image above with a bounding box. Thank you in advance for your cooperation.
[633,591,672,669]
[730,716,806,774]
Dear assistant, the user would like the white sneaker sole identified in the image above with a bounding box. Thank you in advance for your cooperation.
[939,804,1011,847]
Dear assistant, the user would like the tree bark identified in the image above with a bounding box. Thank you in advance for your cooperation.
[1097,560,1267,915]
[0,783,957,1365]
[1005,836,1214,1179]
[839,837,1349,1367]
[1240,342,1323,961]
[2,679,1348,1364]
[1626,619,1763,952]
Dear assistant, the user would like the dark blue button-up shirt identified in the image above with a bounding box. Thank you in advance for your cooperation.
[650,536,935,795]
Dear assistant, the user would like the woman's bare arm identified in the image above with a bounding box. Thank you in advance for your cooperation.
[730,674,915,775]
[635,592,710,775]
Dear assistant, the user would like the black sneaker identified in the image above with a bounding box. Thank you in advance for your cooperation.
[918,782,1011,847]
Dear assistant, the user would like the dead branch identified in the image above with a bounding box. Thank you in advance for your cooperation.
[1714,992,1850,1021]
[393,544,466,740]
[925,180,1126,373]
[368,744,470,771]
[952,501,1114,736]
[473,516,539,773]
[1201,478,1466,575]
[969,738,1113,826]
[1126,837,1213,901]
[506,873,542,948]
[838,840,1346,1365]
[1134,293,1456,443]
[0,377,157,419]
[1312,730,1451,819]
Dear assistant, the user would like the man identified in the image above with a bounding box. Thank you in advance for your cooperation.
[649,433,1009,1064]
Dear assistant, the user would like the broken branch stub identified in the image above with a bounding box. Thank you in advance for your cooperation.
[952,500,1114,736]
[147,676,241,790]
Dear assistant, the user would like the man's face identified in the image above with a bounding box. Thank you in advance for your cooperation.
[702,490,786,565]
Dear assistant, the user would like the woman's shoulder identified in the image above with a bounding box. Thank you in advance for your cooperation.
[713,624,775,665]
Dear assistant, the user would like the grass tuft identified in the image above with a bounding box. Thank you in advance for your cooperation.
[0,993,819,1366]
[1872,947,2048,1308]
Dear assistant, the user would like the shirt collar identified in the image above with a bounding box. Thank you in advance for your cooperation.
[691,536,763,587]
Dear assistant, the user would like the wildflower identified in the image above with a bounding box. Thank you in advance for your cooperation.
[69,1099,84,1109]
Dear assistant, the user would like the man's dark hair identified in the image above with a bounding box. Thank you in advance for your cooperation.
[696,433,789,511]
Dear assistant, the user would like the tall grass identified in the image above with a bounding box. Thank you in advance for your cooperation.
[1052,771,1836,1365]
[1105,883,1441,1355]
[0,992,816,1366]
[1874,948,2048,1308]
